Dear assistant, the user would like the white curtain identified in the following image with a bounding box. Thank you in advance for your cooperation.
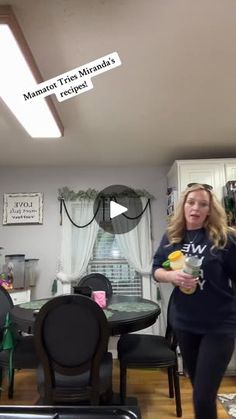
[57,199,99,282]
[115,197,153,333]
[115,197,152,275]
[57,196,152,290]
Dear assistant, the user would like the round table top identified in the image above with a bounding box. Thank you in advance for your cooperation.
[11,294,161,336]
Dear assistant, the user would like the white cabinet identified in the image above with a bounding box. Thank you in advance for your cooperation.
[225,160,236,182]
[167,158,236,201]
[9,289,31,305]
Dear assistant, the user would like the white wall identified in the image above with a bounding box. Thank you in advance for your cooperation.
[0,165,169,299]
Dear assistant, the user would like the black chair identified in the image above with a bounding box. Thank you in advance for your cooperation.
[73,285,92,297]
[117,290,182,417]
[77,273,113,298]
[0,285,39,398]
[34,294,113,405]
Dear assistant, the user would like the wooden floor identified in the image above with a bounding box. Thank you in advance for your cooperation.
[0,361,235,418]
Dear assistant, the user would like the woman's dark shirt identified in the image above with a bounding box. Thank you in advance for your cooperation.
[152,228,236,335]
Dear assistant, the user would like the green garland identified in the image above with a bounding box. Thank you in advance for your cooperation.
[58,186,155,201]
[58,187,98,201]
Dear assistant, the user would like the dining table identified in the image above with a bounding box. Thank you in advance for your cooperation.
[11,294,161,336]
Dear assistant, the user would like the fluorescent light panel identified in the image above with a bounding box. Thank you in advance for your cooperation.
[0,6,64,138]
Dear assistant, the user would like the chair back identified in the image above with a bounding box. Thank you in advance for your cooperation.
[78,273,113,298]
[73,285,92,297]
[34,294,110,403]
[165,289,178,349]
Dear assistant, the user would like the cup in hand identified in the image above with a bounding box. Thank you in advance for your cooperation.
[92,291,106,308]
[180,256,202,295]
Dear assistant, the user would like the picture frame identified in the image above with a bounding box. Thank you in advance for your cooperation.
[3,192,43,225]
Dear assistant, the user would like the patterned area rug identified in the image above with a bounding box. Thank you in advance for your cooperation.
[218,394,236,418]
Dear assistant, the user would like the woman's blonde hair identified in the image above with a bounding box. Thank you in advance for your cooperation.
[167,184,235,248]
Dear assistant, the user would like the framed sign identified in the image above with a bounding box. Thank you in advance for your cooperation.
[3,193,43,225]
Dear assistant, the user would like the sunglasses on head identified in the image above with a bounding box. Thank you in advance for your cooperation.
[187,183,213,191]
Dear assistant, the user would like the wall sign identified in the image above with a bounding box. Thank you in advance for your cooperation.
[3,193,43,225]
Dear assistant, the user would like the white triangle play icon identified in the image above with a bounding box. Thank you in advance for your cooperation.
[110,200,128,219]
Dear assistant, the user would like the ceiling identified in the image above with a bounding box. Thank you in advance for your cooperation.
[0,0,236,168]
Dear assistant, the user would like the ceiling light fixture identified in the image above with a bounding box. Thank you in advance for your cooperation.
[0,5,64,138]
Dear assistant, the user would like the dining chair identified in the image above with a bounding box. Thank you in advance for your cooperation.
[73,285,92,297]
[77,273,113,298]
[117,290,182,417]
[34,294,113,405]
[0,285,39,399]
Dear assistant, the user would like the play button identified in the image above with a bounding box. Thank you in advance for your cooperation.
[93,184,143,234]
[110,201,128,219]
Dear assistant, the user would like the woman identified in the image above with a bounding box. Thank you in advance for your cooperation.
[153,183,236,419]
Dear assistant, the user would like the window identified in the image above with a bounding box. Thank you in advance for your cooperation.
[87,229,142,296]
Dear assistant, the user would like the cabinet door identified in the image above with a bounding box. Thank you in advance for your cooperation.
[225,162,236,181]
[178,161,225,200]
